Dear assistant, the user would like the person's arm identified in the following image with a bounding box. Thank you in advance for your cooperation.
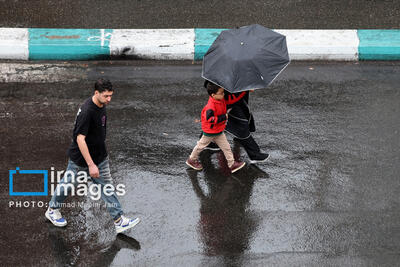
[76,134,99,178]
[206,108,227,124]
[225,91,247,105]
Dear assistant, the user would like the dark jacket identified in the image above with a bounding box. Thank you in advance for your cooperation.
[225,91,255,139]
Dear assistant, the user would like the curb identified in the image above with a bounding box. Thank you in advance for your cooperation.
[1,28,399,61]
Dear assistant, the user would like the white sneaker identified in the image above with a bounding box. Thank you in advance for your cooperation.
[115,215,140,234]
[45,207,67,227]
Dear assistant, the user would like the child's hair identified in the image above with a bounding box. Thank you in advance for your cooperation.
[206,82,220,96]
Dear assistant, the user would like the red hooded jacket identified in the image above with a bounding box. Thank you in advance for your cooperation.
[201,92,246,134]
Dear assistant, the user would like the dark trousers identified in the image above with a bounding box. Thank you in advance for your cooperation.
[234,136,260,159]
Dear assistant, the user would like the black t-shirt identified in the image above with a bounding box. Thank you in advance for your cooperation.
[68,97,108,167]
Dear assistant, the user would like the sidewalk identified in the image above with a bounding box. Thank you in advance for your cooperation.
[0,28,399,61]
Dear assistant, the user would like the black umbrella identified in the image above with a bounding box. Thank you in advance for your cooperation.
[202,24,290,93]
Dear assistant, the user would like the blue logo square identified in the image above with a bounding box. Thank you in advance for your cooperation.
[9,167,48,196]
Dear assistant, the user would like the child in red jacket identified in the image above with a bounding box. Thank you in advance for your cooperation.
[186,82,246,173]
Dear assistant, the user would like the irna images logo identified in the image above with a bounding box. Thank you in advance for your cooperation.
[9,167,126,200]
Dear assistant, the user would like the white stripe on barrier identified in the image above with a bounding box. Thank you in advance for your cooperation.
[0,28,29,60]
[110,29,195,60]
[276,30,359,61]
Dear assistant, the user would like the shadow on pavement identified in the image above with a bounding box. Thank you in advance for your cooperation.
[187,143,268,266]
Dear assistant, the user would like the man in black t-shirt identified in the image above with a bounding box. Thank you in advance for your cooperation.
[46,79,140,234]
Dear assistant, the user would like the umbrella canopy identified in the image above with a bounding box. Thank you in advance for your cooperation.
[202,24,290,93]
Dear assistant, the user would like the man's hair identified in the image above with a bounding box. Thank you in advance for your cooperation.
[206,82,220,96]
[94,78,113,93]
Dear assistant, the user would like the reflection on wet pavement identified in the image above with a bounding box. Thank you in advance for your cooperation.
[47,223,140,266]
[188,144,268,266]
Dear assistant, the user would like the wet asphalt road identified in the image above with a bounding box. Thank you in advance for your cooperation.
[1,61,400,266]
[1,0,399,29]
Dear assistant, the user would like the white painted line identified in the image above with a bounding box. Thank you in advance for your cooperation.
[87,29,112,47]
[0,28,29,60]
[101,29,105,47]
[275,30,359,61]
[110,29,195,60]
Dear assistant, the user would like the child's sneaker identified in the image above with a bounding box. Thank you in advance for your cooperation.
[186,158,203,171]
[115,215,140,234]
[45,207,67,227]
[230,161,246,173]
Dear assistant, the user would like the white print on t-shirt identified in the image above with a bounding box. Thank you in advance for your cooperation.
[73,108,82,125]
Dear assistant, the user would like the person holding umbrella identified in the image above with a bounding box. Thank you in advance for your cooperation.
[201,24,290,164]
[203,81,269,163]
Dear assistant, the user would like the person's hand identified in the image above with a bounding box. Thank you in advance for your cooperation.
[89,164,100,178]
